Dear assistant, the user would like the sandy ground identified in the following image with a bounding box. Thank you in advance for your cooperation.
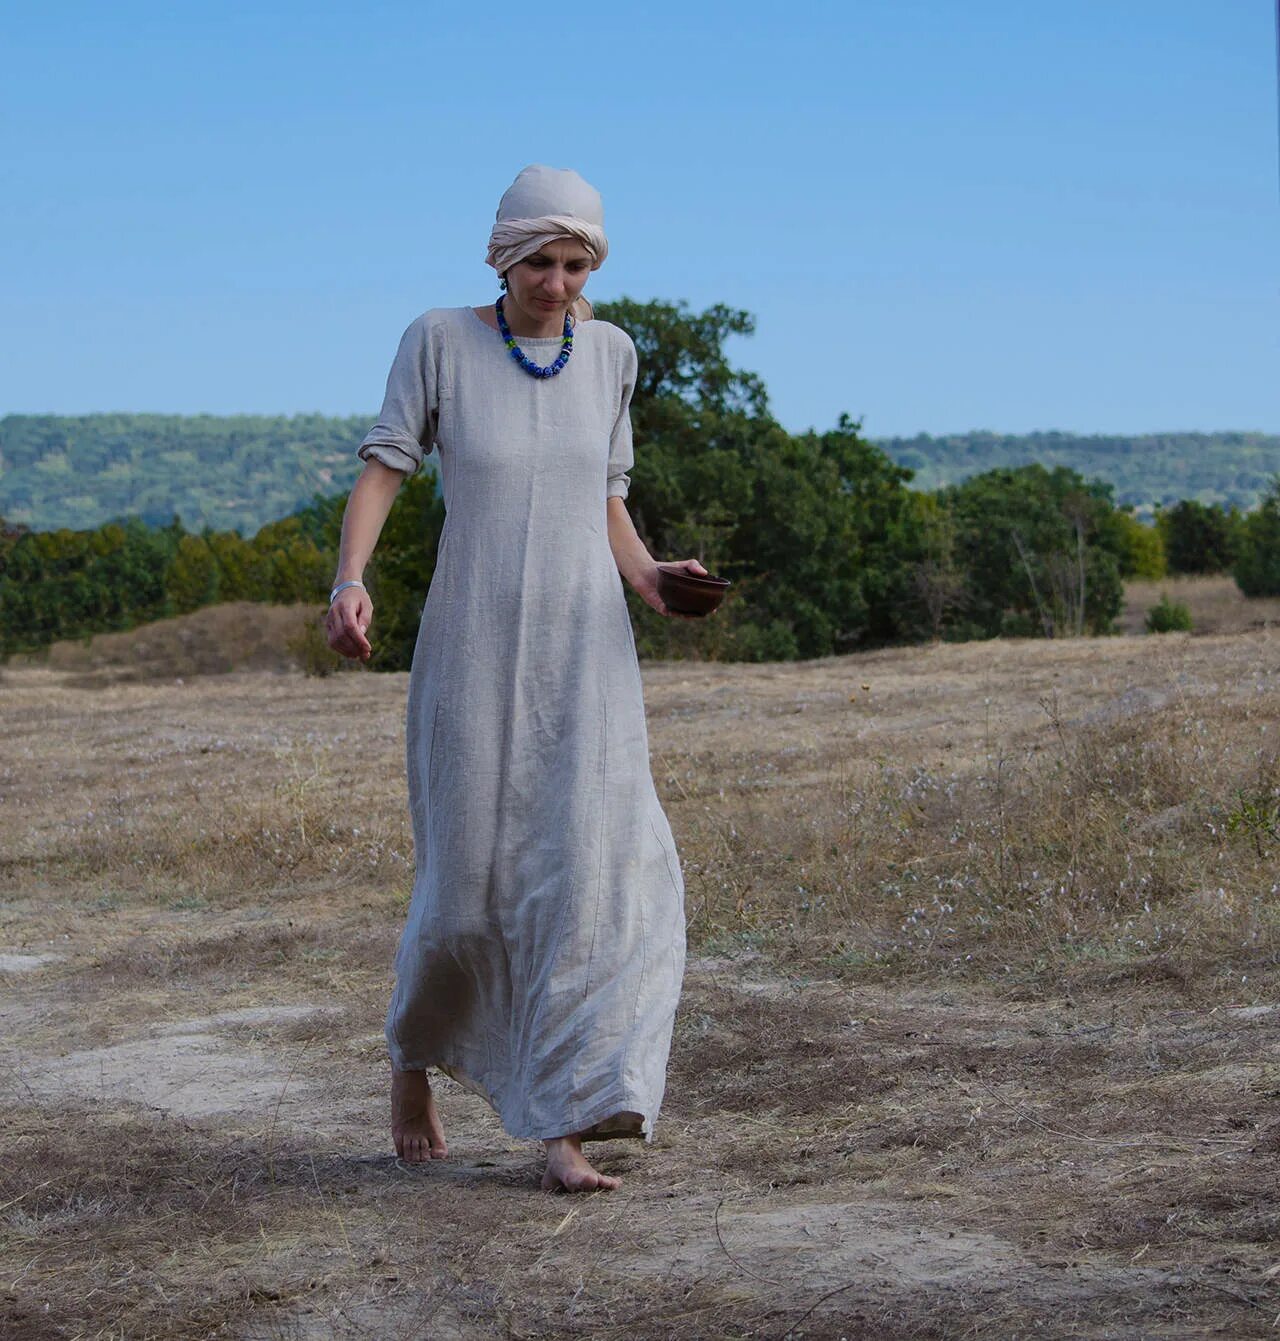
[3,623,1280,1338]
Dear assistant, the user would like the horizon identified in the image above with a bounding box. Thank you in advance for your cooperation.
[3,409,1278,441]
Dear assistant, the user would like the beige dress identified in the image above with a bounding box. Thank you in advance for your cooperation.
[357,306,686,1141]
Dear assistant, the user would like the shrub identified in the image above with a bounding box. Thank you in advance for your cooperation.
[1145,594,1192,634]
[287,611,344,677]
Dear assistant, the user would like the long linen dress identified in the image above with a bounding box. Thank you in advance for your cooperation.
[357,305,686,1143]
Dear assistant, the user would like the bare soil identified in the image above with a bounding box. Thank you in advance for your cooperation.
[3,605,1279,1338]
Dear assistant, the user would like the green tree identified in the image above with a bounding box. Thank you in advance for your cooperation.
[600,298,769,416]
[910,494,965,639]
[941,465,1125,638]
[166,534,219,613]
[0,515,175,655]
[205,529,265,601]
[1156,500,1238,574]
[360,468,447,669]
[597,300,928,661]
[249,515,332,604]
[1104,510,1166,579]
[1234,480,1280,597]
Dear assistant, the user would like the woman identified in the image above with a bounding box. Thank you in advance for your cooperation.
[326,165,707,1193]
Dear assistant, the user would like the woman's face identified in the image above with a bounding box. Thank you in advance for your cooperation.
[504,238,593,325]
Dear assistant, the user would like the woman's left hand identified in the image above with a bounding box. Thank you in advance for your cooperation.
[632,558,710,619]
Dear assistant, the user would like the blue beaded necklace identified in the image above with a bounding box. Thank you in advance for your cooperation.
[494,293,573,379]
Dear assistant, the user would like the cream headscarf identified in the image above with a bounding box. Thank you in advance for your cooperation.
[485,164,608,325]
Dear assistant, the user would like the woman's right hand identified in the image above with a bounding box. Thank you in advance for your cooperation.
[326,588,374,661]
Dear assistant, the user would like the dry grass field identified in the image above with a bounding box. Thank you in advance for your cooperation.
[4,587,1280,1338]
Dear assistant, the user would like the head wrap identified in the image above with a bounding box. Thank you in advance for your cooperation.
[486,165,608,324]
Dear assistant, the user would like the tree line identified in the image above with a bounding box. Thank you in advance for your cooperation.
[4,300,1280,666]
[7,414,1278,541]
[0,513,333,656]
[879,429,1280,516]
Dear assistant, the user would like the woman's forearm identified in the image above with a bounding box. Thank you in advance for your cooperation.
[606,496,657,587]
[334,461,406,582]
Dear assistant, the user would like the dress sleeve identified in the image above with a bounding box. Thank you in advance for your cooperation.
[606,332,638,500]
[357,316,438,475]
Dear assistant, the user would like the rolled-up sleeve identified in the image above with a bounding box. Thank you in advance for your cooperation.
[357,316,438,475]
[606,332,637,500]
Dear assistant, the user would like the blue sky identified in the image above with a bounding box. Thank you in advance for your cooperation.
[2,1,1276,437]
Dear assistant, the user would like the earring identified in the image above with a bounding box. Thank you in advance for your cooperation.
[499,277,508,291]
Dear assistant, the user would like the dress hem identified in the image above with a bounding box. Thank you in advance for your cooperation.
[388,1053,656,1144]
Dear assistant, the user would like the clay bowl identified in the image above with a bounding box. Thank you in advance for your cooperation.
[656,566,731,617]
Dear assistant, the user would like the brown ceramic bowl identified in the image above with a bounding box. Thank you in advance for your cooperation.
[656,566,731,617]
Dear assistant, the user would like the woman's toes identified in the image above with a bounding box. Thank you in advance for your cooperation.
[545,1166,620,1193]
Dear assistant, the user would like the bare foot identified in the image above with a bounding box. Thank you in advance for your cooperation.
[391,1066,448,1162]
[541,1135,621,1193]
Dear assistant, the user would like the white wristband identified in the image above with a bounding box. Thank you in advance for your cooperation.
[329,579,367,606]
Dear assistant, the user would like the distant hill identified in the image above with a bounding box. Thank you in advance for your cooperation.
[874,431,1280,516]
[0,413,371,534]
[4,414,1278,535]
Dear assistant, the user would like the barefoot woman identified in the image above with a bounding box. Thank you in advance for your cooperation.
[327,165,702,1193]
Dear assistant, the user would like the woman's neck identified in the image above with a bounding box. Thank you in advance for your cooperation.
[472,302,579,339]
[503,297,572,339]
